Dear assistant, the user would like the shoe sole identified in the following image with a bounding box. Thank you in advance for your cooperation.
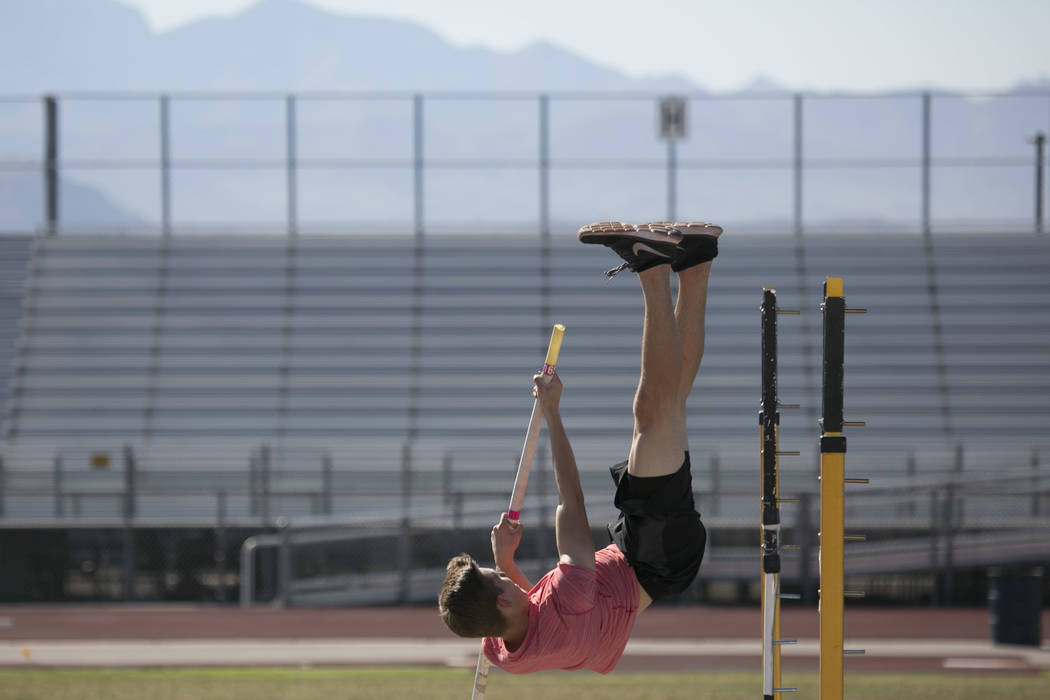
[578,222,683,248]
[577,221,636,236]
[644,221,723,238]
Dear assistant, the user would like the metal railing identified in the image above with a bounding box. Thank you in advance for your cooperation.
[2,441,1047,527]
[232,470,1050,607]
[3,441,1047,605]
[1,90,1047,235]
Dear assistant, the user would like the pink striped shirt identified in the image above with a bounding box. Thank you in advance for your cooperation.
[482,544,639,674]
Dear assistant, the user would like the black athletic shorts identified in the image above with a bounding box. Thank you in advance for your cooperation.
[607,451,706,601]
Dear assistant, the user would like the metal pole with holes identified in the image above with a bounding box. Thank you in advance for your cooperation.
[760,287,800,699]
[818,278,867,700]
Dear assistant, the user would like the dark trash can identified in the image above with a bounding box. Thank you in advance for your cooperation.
[988,566,1044,646]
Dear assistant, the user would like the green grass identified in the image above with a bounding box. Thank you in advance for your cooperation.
[0,668,1047,700]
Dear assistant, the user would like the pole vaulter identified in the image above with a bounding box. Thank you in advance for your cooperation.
[438,220,718,694]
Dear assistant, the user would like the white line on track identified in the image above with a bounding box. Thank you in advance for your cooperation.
[1,638,1046,669]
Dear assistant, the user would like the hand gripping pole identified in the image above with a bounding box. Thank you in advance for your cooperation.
[471,323,565,700]
[507,324,566,521]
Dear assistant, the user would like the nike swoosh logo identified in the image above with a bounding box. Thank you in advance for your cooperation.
[632,242,671,258]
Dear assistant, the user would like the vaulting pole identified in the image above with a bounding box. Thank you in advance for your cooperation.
[471,324,565,700]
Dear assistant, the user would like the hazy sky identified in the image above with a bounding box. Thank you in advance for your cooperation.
[116,0,1049,93]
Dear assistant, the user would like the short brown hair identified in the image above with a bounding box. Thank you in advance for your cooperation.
[438,553,507,638]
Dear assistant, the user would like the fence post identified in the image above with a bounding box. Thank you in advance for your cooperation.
[441,451,452,506]
[322,452,333,516]
[539,94,549,236]
[44,95,59,234]
[160,95,171,236]
[240,539,255,607]
[123,444,136,521]
[921,92,931,235]
[906,451,917,517]
[793,93,803,236]
[538,94,553,392]
[215,491,227,603]
[929,488,941,606]
[408,94,424,442]
[453,491,463,530]
[122,444,137,601]
[53,452,63,517]
[277,519,291,607]
[260,443,271,525]
[248,450,258,516]
[942,482,955,605]
[1032,448,1040,517]
[413,94,424,236]
[1032,131,1045,234]
[286,94,298,237]
[399,442,413,603]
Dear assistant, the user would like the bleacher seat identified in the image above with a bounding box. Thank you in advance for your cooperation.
[0,231,1047,524]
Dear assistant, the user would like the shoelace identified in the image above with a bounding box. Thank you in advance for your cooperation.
[604,262,630,279]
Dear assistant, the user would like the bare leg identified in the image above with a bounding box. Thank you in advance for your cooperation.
[627,266,688,478]
[672,261,712,450]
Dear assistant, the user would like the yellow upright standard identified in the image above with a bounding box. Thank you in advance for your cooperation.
[819,277,846,700]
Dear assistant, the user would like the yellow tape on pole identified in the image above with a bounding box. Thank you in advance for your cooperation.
[543,323,566,373]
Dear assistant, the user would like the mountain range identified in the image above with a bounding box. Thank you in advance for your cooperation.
[0,0,702,93]
[0,0,1046,233]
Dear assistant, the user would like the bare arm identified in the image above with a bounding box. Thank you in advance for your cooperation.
[491,512,533,590]
[533,373,596,570]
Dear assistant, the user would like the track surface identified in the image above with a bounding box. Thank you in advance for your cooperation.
[0,606,1047,673]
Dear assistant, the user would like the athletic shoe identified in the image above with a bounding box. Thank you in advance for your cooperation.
[577,221,683,276]
[644,221,723,271]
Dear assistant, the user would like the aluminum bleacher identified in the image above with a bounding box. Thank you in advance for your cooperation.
[0,235,32,431]
[1,231,1048,527]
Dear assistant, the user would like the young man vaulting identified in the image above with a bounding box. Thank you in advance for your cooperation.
[438,220,722,673]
